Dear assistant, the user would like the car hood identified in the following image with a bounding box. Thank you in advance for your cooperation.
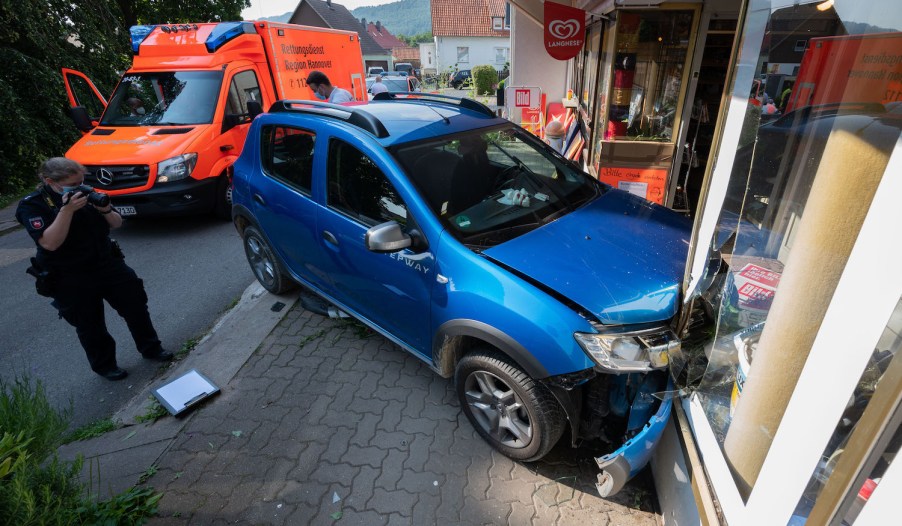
[482,190,691,325]
[66,125,206,165]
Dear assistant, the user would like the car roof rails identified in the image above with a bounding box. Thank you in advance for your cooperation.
[371,92,496,118]
[268,100,390,138]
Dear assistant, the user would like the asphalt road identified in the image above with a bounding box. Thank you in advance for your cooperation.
[0,215,253,429]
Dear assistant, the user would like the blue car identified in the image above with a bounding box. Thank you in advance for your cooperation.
[232,95,690,496]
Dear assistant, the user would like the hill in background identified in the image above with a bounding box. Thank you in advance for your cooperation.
[249,0,431,38]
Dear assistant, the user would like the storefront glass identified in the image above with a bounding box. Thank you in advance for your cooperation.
[682,0,902,508]
[581,24,603,118]
[605,10,695,141]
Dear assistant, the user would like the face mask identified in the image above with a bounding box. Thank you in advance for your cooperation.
[135,107,146,115]
[313,91,327,101]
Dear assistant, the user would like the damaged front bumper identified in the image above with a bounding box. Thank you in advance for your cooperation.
[594,376,674,497]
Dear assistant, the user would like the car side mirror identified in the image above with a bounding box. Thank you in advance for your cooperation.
[223,113,242,132]
[68,106,95,132]
[365,221,412,253]
[247,100,263,120]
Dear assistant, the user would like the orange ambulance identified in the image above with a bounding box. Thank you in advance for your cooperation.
[62,21,366,218]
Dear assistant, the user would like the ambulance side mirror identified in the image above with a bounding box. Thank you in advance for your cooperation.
[68,106,94,132]
[247,101,263,120]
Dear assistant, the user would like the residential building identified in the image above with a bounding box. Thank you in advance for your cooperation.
[431,0,511,73]
[363,19,421,71]
[289,0,391,71]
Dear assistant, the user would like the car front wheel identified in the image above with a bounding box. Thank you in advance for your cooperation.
[455,349,565,462]
[242,225,295,294]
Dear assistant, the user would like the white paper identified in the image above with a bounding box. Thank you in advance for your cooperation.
[155,370,217,411]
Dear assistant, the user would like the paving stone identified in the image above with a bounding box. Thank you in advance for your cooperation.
[375,400,405,432]
[370,429,412,452]
[310,460,360,486]
[350,412,382,447]
[396,469,443,496]
[411,492,443,525]
[459,495,512,525]
[346,465,380,511]
[320,426,355,463]
[368,487,417,516]
[401,433,432,471]
[374,448,407,489]
[327,508,389,526]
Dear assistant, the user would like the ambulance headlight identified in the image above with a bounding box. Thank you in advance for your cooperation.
[575,328,679,373]
[157,153,197,183]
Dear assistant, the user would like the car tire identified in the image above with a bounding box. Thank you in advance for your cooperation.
[455,348,565,462]
[213,173,232,221]
[242,225,295,294]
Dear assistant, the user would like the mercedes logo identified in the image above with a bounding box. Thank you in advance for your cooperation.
[96,168,114,186]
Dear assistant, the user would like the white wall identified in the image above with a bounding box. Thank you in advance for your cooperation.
[435,36,510,73]
[510,9,567,101]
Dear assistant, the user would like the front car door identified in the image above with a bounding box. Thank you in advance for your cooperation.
[313,133,434,356]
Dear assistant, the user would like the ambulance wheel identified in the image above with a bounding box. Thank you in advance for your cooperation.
[214,174,232,220]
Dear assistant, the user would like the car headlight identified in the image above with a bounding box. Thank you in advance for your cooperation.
[157,153,198,183]
[574,328,680,373]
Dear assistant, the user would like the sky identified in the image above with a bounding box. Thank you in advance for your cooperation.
[241,0,397,20]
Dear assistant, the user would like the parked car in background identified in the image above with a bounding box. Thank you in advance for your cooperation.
[365,75,420,99]
[232,95,691,497]
[449,69,471,89]
[394,62,413,76]
[367,66,385,77]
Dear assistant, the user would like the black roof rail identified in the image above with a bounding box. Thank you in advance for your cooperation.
[371,92,497,118]
[268,100,390,138]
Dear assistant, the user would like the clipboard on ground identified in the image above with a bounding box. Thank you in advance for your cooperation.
[151,369,220,416]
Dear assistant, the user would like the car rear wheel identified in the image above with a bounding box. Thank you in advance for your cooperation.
[455,349,565,462]
[242,226,295,294]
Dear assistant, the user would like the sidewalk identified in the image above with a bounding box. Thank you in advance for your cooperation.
[57,283,661,524]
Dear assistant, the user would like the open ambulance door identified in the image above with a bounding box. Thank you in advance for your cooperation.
[61,68,108,133]
[351,73,366,102]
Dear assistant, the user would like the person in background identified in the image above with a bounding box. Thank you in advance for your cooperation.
[779,82,794,114]
[370,75,389,96]
[305,71,354,103]
[126,97,145,116]
[16,157,172,381]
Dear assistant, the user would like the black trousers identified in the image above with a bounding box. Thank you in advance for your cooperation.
[51,258,161,373]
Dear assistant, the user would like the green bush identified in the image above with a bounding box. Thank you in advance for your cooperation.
[471,65,498,96]
[0,377,161,524]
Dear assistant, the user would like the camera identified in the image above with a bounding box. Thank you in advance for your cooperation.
[66,185,111,208]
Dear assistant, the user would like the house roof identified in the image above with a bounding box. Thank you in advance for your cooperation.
[291,0,387,56]
[393,46,420,61]
[367,22,405,51]
[431,0,510,38]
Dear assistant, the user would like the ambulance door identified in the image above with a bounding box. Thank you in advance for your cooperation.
[61,68,108,131]
[351,73,366,102]
[215,67,267,178]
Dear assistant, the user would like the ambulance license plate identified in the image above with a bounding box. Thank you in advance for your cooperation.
[115,206,137,216]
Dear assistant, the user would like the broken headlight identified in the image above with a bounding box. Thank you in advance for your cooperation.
[574,328,680,373]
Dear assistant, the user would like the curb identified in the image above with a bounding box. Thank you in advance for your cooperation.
[57,281,300,496]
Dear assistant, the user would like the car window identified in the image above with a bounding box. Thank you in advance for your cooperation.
[225,70,262,125]
[261,126,315,194]
[327,139,408,227]
[393,126,600,247]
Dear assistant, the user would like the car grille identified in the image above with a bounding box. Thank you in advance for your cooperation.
[84,165,150,191]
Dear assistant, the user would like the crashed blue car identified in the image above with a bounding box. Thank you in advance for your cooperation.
[231,94,689,496]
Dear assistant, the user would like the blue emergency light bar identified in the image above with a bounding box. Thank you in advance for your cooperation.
[130,25,155,53]
[205,21,256,53]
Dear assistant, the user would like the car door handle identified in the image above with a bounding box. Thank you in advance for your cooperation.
[322,230,338,246]
[253,193,266,206]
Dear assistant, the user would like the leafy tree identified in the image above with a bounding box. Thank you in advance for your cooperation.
[397,32,433,47]
[0,0,250,202]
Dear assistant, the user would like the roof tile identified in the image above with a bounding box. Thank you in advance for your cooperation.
[431,0,511,38]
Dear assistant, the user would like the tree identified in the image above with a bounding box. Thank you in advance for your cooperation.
[0,0,250,200]
[122,0,250,28]
[397,32,433,47]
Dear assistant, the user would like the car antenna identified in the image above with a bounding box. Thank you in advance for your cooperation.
[425,105,450,125]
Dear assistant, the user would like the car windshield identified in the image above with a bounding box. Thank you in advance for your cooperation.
[368,78,411,92]
[393,125,603,248]
[100,71,223,126]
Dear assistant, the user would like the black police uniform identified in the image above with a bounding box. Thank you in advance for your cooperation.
[16,187,163,374]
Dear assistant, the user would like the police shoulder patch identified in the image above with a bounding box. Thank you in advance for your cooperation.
[29,217,44,230]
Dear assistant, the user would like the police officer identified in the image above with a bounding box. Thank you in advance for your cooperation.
[16,157,172,380]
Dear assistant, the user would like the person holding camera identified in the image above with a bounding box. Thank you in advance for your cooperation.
[15,157,172,381]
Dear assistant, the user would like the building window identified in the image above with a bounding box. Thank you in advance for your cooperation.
[457,46,469,63]
[493,17,503,30]
[505,3,511,29]
[494,47,509,64]
[794,39,807,52]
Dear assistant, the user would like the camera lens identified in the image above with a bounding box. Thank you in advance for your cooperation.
[88,192,111,207]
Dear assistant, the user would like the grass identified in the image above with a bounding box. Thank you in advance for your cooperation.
[0,188,30,212]
[298,329,327,348]
[175,336,201,360]
[135,398,168,424]
[63,417,119,444]
[0,377,162,524]
[137,464,158,484]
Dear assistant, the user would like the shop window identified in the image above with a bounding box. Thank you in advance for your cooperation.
[681,0,902,520]
[603,10,694,142]
[580,24,602,117]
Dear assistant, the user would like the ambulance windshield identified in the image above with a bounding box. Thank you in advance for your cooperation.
[100,71,223,126]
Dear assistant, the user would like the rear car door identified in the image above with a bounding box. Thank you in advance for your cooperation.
[313,133,434,355]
